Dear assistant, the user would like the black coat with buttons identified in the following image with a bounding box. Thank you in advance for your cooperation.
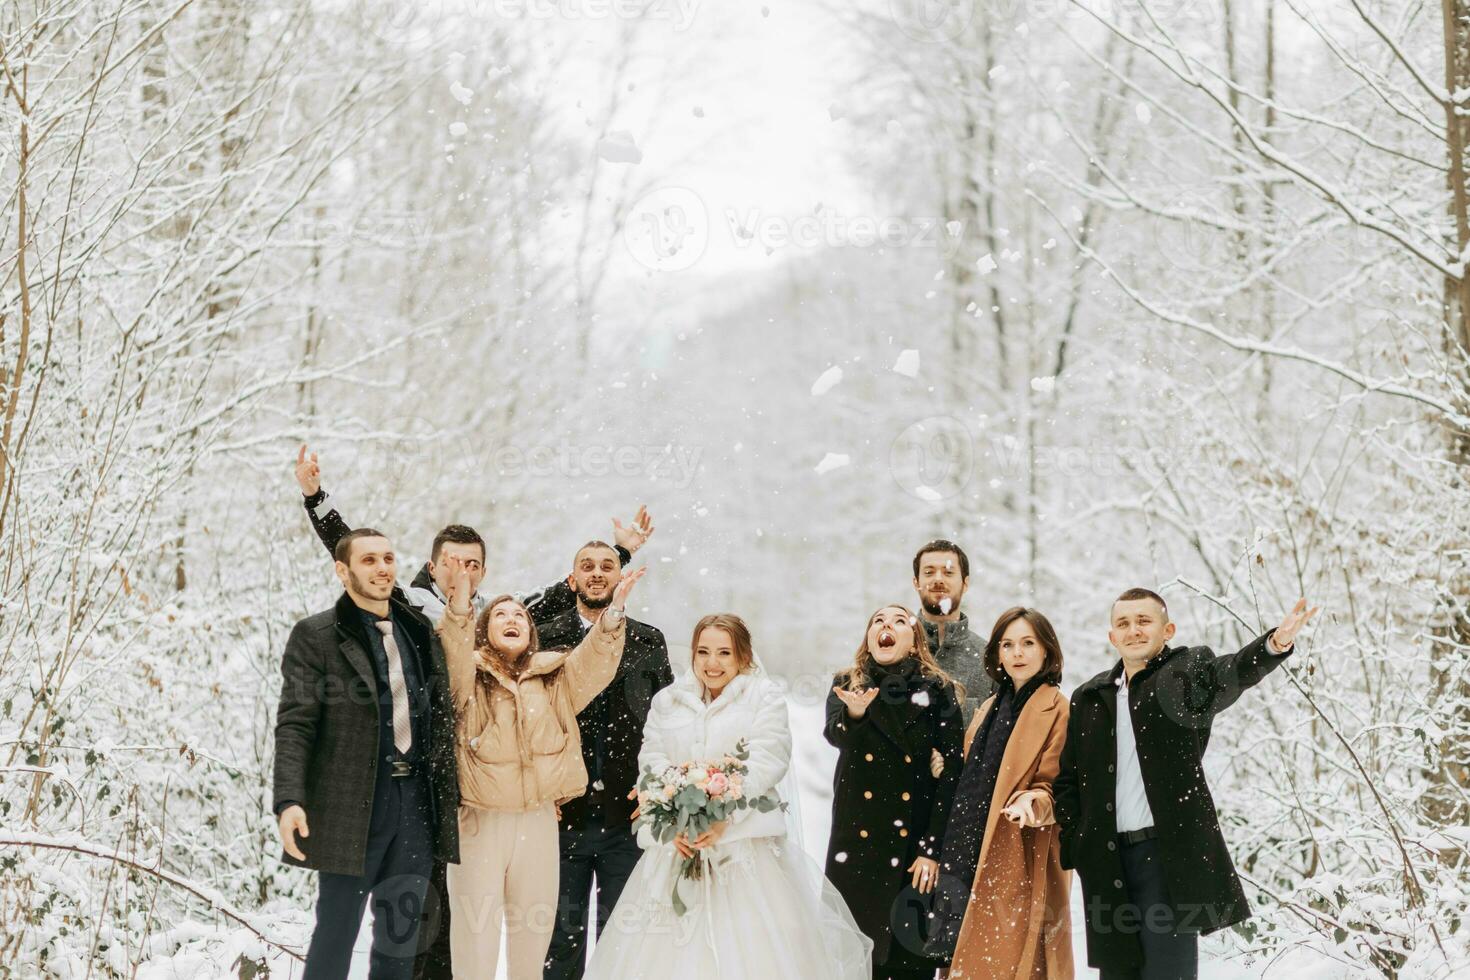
[1052,630,1292,972]
[823,666,964,966]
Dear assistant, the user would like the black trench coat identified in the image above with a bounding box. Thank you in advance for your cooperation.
[1053,630,1292,972]
[823,669,964,966]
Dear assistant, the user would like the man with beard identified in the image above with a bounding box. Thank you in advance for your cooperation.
[542,540,672,980]
[273,528,459,980]
[912,539,992,725]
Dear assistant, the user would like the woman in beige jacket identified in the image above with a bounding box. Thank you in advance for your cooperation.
[439,558,645,979]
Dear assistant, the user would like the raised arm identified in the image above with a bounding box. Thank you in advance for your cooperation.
[559,568,644,712]
[295,444,352,561]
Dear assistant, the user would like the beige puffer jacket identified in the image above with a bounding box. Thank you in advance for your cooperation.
[439,608,626,813]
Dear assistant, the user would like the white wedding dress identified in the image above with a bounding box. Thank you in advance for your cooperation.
[584,668,872,980]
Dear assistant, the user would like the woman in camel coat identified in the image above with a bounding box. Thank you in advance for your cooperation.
[929,606,1073,980]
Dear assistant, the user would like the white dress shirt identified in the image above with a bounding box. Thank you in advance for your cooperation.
[1114,672,1156,833]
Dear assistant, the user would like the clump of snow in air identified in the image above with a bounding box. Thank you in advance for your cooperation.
[939,596,953,615]
[976,253,998,274]
[913,485,942,502]
[815,452,851,475]
[1135,102,1153,124]
[892,349,920,378]
[911,690,931,707]
[1030,376,1056,394]
[449,81,474,106]
[596,130,643,164]
[449,122,467,138]
[834,851,848,864]
[811,365,843,396]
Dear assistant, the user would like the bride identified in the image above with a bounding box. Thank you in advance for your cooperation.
[585,613,872,979]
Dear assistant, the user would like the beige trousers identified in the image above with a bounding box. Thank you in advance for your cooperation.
[447,803,560,979]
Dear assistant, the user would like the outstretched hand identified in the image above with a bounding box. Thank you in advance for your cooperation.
[1270,598,1320,653]
[612,506,655,555]
[833,686,878,720]
[294,444,321,496]
[440,554,474,615]
[610,566,646,611]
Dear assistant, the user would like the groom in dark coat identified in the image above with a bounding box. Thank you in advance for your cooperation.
[1054,588,1317,980]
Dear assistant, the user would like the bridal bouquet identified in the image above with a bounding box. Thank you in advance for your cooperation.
[634,738,785,914]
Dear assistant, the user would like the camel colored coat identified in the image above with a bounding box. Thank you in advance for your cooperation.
[947,683,1074,980]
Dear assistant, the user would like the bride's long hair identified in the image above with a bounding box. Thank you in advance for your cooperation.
[837,603,957,697]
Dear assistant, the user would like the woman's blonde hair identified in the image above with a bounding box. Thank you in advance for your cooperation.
[689,613,756,675]
[838,603,958,699]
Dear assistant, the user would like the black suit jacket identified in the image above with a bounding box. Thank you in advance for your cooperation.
[536,607,672,828]
[273,592,461,877]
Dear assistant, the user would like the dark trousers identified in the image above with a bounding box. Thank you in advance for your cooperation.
[1099,836,1199,980]
[542,816,643,980]
[411,860,452,980]
[304,773,435,980]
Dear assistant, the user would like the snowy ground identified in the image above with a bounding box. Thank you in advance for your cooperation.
[135,693,1359,979]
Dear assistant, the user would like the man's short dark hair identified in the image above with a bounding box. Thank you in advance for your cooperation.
[912,539,970,579]
[335,527,389,564]
[1113,587,1169,622]
[574,539,622,567]
[431,524,485,563]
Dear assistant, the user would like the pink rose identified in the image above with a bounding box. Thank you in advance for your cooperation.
[706,772,730,797]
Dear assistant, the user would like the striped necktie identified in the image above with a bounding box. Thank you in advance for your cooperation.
[374,619,413,756]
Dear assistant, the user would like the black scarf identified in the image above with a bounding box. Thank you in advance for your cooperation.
[924,673,1049,960]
